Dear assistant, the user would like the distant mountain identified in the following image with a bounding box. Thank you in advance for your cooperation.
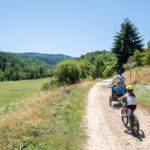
[22,52,72,59]
[0,52,72,70]
[20,52,72,69]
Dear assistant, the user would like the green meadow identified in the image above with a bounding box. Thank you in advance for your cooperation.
[0,78,50,108]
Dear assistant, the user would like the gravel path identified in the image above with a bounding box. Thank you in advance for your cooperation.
[85,79,150,150]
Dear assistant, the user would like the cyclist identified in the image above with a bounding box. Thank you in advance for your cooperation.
[118,85,137,117]
[113,70,126,94]
[113,70,125,86]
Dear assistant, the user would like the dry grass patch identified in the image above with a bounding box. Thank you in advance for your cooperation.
[0,82,93,150]
[124,66,150,85]
[0,88,62,149]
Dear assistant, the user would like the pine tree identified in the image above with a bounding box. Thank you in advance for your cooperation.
[112,18,144,68]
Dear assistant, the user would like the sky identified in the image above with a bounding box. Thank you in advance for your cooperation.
[0,0,150,57]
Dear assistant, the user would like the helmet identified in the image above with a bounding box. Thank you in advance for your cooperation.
[126,85,133,90]
[117,70,122,75]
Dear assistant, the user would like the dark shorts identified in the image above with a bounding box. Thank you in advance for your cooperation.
[126,105,137,111]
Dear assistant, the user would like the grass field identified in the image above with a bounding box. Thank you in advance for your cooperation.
[0,78,50,108]
[0,81,92,150]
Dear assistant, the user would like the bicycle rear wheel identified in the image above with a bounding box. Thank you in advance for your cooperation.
[131,114,139,136]
[109,96,112,107]
[121,109,128,126]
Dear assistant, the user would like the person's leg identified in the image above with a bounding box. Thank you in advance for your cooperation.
[122,103,126,113]
[121,100,127,116]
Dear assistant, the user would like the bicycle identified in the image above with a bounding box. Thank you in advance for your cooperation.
[121,105,139,136]
[108,82,125,107]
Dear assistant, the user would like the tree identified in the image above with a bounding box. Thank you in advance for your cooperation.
[4,63,12,80]
[38,65,47,78]
[0,69,4,81]
[94,55,106,78]
[112,18,144,69]
[133,49,144,66]
[143,41,150,65]
[56,60,80,84]
[79,59,93,80]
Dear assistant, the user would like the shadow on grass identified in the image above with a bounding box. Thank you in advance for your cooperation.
[124,127,145,141]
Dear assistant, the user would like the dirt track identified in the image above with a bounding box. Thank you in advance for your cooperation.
[85,79,150,150]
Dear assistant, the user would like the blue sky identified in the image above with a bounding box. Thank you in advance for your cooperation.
[0,0,150,57]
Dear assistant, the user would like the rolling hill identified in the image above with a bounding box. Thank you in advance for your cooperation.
[0,51,72,70]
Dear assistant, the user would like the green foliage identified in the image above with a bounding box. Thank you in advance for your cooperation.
[133,49,144,66]
[112,18,144,68]
[0,51,71,81]
[21,52,72,70]
[143,41,150,65]
[56,60,80,84]
[0,56,51,81]
[44,85,92,150]
[8,137,45,150]
[0,69,4,81]
[42,77,58,91]
[80,50,104,63]
[103,66,115,78]
[94,55,106,78]
[100,51,118,67]
[55,51,118,84]
[78,59,93,80]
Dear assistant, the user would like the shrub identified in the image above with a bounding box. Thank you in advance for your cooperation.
[56,60,80,84]
[42,77,58,91]
[8,136,45,150]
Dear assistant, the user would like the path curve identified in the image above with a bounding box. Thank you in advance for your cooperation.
[85,79,150,150]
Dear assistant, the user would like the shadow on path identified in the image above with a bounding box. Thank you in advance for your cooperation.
[112,103,122,109]
[124,128,145,141]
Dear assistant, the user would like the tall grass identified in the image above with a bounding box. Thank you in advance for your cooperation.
[134,84,150,108]
[123,66,150,108]
[0,82,92,150]
[123,66,150,84]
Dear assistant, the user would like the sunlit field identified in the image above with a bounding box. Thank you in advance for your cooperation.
[124,66,150,108]
[0,78,50,108]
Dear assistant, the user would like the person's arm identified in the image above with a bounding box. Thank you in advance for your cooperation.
[118,95,126,101]
[112,76,117,83]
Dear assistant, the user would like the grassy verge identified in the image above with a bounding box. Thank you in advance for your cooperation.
[134,84,150,108]
[123,66,150,108]
[0,78,50,108]
[0,82,92,150]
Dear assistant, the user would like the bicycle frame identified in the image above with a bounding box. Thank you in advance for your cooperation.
[121,106,139,136]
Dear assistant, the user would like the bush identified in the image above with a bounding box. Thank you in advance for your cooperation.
[8,136,45,150]
[42,77,58,91]
[56,60,80,84]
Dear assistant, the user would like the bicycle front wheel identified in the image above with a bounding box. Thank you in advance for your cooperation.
[121,109,128,126]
